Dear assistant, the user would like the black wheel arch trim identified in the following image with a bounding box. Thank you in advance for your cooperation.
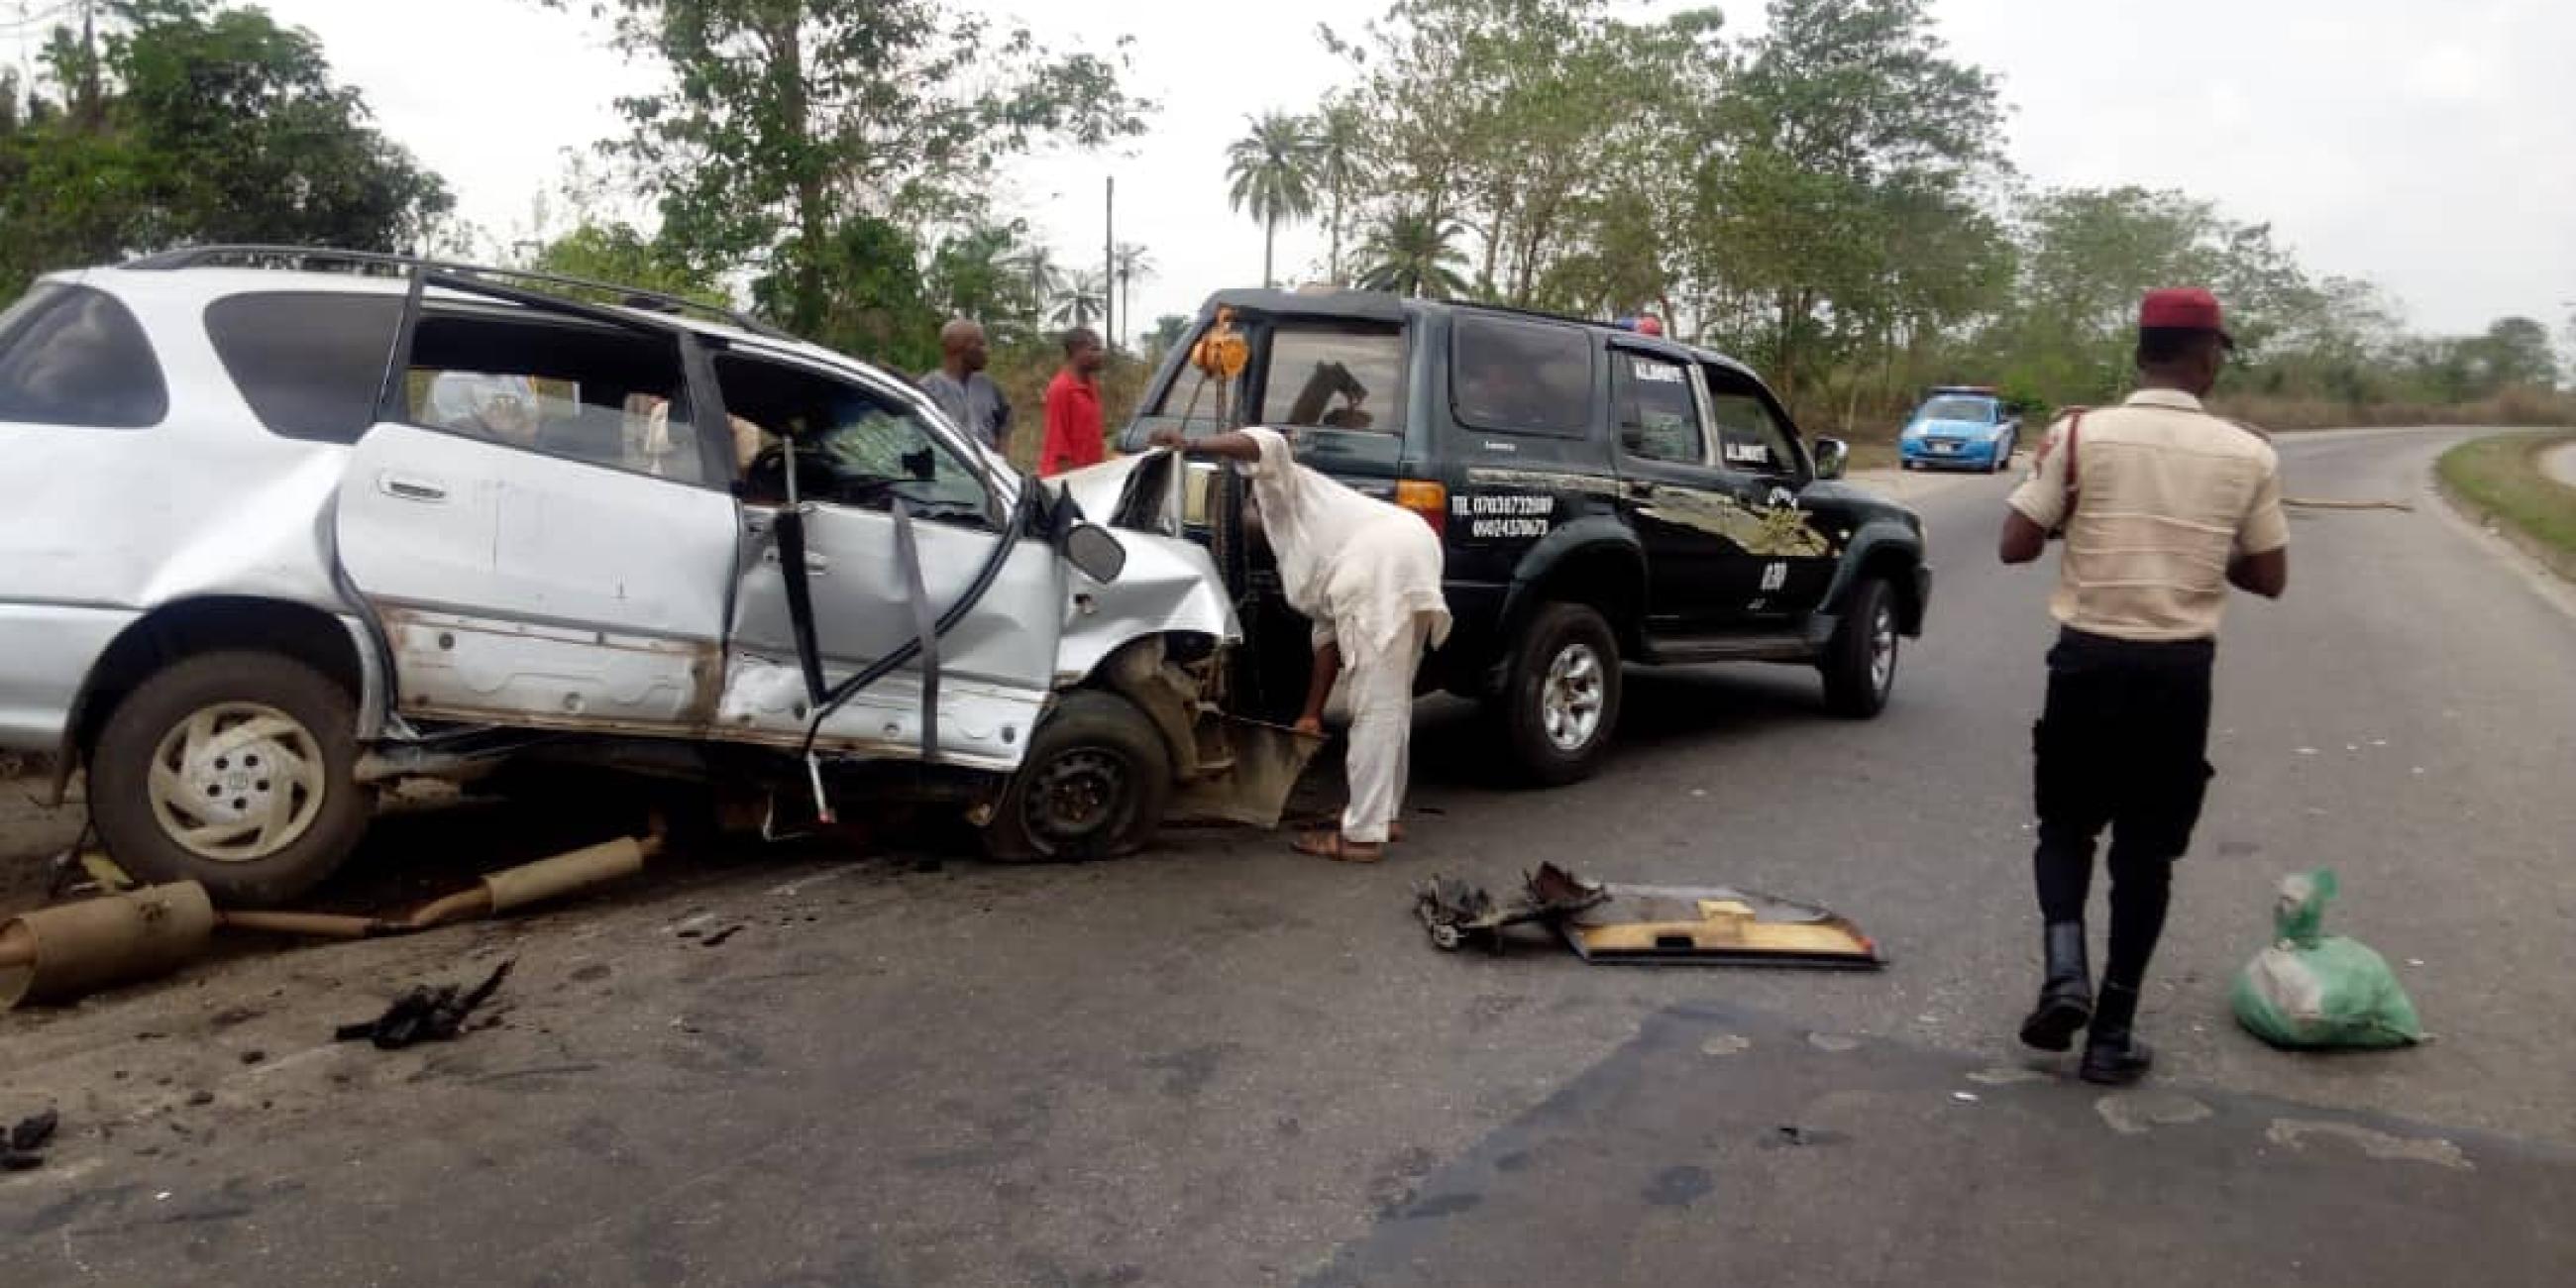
[1819,525,1930,636]
[1496,518,1647,645]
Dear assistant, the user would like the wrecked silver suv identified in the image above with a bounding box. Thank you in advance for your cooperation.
[0,248,1301,907]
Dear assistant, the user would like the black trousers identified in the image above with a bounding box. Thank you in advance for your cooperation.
[2031,628,2216,994]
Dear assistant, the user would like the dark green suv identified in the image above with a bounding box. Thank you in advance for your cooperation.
[1120,289,1931,784]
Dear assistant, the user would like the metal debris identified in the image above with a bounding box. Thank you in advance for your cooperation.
[1412,864,1610,952]
[334,960,514,1050]
[1415,865,1879,968]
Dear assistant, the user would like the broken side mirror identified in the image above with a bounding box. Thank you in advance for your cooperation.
[1812,437,1850,481]
[1063,523,1127,584]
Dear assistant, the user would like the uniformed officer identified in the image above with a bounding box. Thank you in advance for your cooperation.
[1998,287,2290,1085]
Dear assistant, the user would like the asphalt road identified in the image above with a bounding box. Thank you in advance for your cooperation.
[5,426,2573,1286]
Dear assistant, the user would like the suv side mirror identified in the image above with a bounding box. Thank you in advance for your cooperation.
[1812,437,1850,481]
[1063,523,1127,584]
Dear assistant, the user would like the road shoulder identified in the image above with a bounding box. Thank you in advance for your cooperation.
[2433,432,2576,586]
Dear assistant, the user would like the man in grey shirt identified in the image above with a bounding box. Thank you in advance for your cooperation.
[919,319,1012,453]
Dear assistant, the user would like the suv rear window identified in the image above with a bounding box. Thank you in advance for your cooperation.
[1262,328,1404,436]
[205,292,403,444]
[1452,315,1590,437]
[0,282,169,428]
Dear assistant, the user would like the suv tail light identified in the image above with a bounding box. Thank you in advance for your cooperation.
[1395,481,1448,535]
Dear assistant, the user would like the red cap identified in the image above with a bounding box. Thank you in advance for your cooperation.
[1635,315,1664,337]
[2139,287,2235,348]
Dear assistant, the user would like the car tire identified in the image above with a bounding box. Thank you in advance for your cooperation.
[984,690,1174,863]
[87,651,371,909]
[1821,577,1900,719]
[1495,602,1623,786]
[1991,434,2015,474]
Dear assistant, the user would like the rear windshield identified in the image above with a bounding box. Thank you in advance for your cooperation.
[1452,314,1591,437]
[205,291,404,444]
[0,282,168,428]
[1918,396,1996,422]
[1260,327,1404,436]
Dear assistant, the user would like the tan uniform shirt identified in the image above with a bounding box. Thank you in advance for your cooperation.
[2007,388,2288,642]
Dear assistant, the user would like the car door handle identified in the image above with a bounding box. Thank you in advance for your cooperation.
[1624,481,1655,499]
[763,548,828,574]
[378,474,448,503]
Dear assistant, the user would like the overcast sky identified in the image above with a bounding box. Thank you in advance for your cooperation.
[72,0,2572,343]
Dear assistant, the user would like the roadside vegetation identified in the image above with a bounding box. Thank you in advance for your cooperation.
[4,0,2569,449]
[2437,434,2576,579]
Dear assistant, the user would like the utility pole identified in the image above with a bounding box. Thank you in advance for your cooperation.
[1103,175,1116,352]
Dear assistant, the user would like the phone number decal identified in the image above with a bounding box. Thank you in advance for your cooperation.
[1451,492,1556,539]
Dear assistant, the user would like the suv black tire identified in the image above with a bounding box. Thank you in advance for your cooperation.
[1497,602,1623,786]
[1821,577,1900,718]
[984,690,1174,862]
[88,651,371,908]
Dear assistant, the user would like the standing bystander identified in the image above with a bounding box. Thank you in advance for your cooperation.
[919,319,1013,454]
[1039,327,1108,477]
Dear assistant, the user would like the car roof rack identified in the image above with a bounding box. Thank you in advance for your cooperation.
[119,244,793,342]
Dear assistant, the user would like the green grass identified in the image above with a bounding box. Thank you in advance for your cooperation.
[2437,433,2576,574]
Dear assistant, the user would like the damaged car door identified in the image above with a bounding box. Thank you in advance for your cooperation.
[333,298,739,731]
[714,350,1061,770]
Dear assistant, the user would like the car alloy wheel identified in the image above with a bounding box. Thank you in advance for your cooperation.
[146,701,328,862]
[1869,601,1898,698]
[1542,641,1608,752]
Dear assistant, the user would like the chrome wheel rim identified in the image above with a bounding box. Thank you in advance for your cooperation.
[1541,642,1607,752]
[1869,604,1897,697]
[147,702,326,862]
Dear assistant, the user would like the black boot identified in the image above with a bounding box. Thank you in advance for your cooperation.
[2080,981,2155,1085]
[2018,921,2093,1052]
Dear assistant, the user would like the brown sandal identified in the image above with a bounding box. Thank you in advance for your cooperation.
[1293,829,1385,863]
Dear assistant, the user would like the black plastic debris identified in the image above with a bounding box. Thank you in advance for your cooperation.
[334,960,514,1050]
[3,1108,58,1170]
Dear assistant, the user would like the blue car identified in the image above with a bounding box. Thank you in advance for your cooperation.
[1898,386,2021,474]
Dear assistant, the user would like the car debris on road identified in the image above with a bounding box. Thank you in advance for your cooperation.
[3,1107,58,1171]
[3,835,652,1009]
[335,959,513,1050]
[1414,864,1882,967]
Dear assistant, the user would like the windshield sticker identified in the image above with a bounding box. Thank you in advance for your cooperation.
[1453,491,1556,539]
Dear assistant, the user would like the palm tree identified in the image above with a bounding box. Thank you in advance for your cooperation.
[1225,111,1319,289]
[1112,243,1154,350]
[1354,209,1471,299]
[929,223,1022,324]
[1050,269,1110,330]
[1015,246,1065,335]
[1310,101,1368,286]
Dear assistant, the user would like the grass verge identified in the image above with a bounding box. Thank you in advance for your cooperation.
[2436,433,2576,582]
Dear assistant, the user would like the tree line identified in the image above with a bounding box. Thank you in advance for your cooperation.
[1229,0,2568,427]
[3,0,2566,435]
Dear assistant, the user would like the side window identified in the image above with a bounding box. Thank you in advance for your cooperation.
[718,355,995,525]
[403,311,707,484]
[0,282,169,428]
[1611,351,1705,465]
[1704,373,1803,479]
[206,292,401,444]
[1261,327,1404,436]
[1451,315,1592,437]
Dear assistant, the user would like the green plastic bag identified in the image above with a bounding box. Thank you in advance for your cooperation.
[2231,870,2423,1049]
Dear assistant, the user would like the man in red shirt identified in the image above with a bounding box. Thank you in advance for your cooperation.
[1039,327,1108,477]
